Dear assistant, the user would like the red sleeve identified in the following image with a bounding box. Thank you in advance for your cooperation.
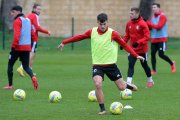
[112,31,138,58]
[12,18,22,48]
[148,15,167,30]
[62,29,92,44]
[123,23,130,43]
[30,14,49,34]
[137,22,150,45]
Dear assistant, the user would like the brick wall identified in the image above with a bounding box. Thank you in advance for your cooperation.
[18,0,180,37]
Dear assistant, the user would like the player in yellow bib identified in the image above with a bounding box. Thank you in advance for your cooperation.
[58,13,144,115]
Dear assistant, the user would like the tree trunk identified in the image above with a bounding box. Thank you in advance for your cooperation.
[1,0,17,31]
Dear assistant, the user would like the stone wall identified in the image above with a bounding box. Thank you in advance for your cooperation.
[18,0,180,37]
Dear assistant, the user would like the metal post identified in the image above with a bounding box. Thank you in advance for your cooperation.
[2,16,5,50]
[71,17,74,50]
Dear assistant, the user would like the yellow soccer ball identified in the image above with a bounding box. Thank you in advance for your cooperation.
[110,102,123,115]
[88,90,97,102]
[13,89,26,101]
[120,89,132,100]
[49,91,62,103]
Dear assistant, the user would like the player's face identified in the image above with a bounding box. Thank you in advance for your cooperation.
[98,21,108,32]
[129,11,139,20]
[34,6,41,15]
[10,10,20,18]
[152,5,160,14]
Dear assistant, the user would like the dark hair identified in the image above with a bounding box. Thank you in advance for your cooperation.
[11,5,22,12]
[131,7,140,13]
[152,3,160,8]
[33,3,41,9]
[97,13,108,23]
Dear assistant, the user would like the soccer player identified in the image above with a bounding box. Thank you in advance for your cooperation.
[17,3,51,76]
[123,7,154,88]
[147,3,176,74]
[58,13,145,115]
[3,6,38,90]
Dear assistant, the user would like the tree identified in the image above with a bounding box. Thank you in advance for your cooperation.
[0,0,17,31]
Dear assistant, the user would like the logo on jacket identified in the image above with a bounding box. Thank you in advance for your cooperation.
[136,25,139,30]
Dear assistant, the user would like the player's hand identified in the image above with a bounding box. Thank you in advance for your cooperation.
[57,43,64,51]
[132,42,138,48]
[137,56,145,62]
[48,31,51,36]
[120,46,123,50]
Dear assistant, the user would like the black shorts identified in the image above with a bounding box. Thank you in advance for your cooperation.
[8,49,30,65]
[151,42,166,52]
[31,42,38,53]
[92,64,122,81]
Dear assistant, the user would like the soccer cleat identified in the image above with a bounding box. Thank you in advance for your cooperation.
[126,83,138,91]
[151,70,156,75]
[146,81,154,88]
[98,110,106,115]
[171,61,176,73]
[3,85,13,89]
[31,76,38,90]
[17,67,25,77]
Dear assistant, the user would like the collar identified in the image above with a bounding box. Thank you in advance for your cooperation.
[32,11,39,15]
[97,26,108,35]
[14,13,24,20]
[131,16,142,23]
[154,10,162,17]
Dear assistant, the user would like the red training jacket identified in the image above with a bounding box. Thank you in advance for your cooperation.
[12,15,36,51]
[123,16,150,54]
[27,12,49,42]
[62,27,139,59]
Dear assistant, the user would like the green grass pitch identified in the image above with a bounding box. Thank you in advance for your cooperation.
[0,37,180,120]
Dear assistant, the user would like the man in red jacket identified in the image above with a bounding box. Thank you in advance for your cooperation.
[3,6,38,90]
[17,3,51,76]
[123,7,154,88]
[58,13,145,115]
[147,3,176,74]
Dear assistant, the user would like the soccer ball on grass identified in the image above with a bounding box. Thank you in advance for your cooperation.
[49,91,62,103]
[110,102,123,115]
[88,90,97,102]
[120,89,132,100]
[13,89,26,101]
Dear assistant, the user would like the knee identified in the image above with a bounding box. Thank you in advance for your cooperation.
[158,52,164,58]
[151,52,155,57]
[22,66,28,71]
[128,63,134,68]
[94,81,102,89]
[7,65,13,73]
[7,68,12,73]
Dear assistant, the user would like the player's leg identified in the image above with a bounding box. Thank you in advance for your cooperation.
[29,42,37,69]
[158,42,176,73]
[105,64,138,91]
[127,54,137,83]
[92,66,106,115]
[4,50,19,89]
[140,53,154,88]
[151,43,158,74]
[115,78,138,91]
[20,51,38,90]
[29,52,36,69]
[16,42,37,77]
